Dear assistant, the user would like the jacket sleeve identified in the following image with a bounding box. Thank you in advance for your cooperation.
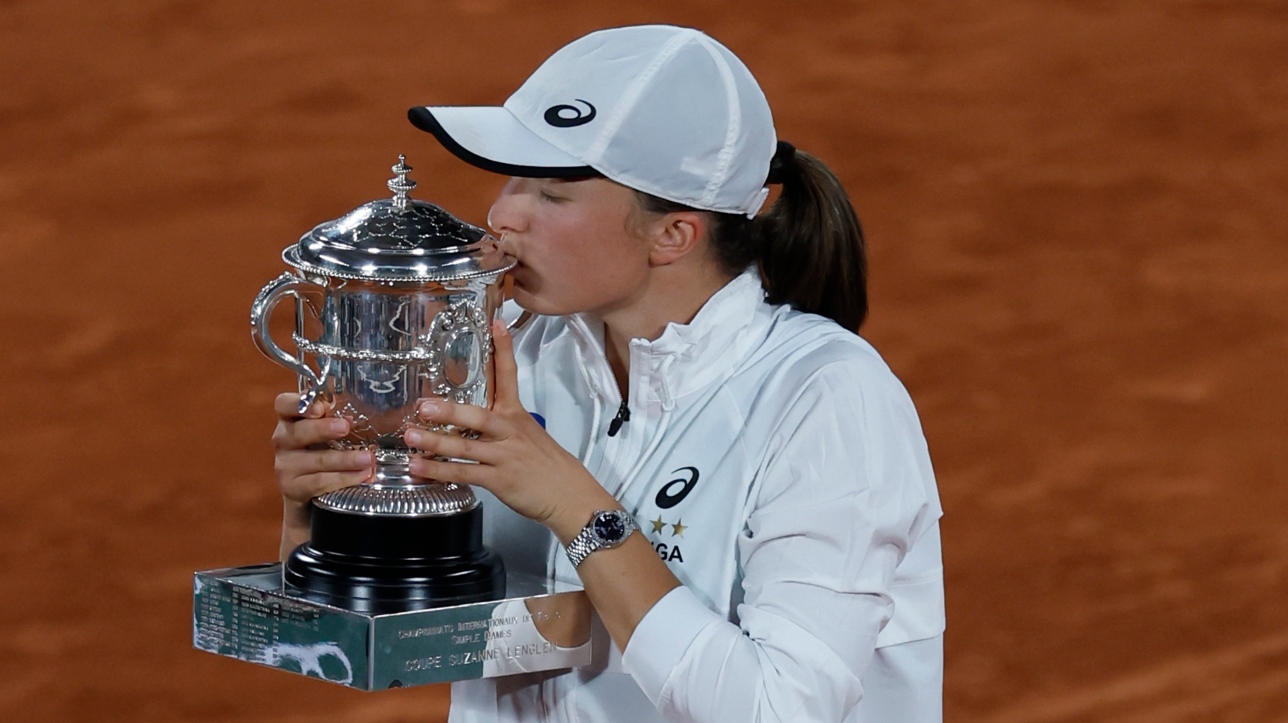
[621,360,940,722]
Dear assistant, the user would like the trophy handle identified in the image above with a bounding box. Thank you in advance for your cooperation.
[251,272,331,413]
[506,310,534,333]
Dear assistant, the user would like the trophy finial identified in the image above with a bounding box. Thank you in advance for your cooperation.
[388,154,417,211]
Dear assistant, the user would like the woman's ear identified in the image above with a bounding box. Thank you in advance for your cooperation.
[648,211,707,267]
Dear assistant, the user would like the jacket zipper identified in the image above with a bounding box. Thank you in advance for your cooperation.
[606,400,630,437]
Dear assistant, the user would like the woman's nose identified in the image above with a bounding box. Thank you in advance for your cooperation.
[486,179,527,236]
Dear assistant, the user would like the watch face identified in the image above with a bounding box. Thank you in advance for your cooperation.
[592,512,627,543]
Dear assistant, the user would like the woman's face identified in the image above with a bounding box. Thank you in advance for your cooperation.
[487,177,654,317]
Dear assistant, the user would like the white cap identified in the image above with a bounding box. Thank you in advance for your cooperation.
[409,25,776,217]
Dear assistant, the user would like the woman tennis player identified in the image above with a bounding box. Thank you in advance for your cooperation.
[272,24,944,722]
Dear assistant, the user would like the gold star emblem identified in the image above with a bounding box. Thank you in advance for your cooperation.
[670,519,687,538]
[650,516,666,534]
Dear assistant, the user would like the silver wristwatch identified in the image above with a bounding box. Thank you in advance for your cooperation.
[566,510,639,568]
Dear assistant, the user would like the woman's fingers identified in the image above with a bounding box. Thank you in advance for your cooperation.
[409,456,490,488]
[273,415,351,450]
[491,320,520,406]
[274,392,304,417]
[276,447,372,502]
[282,469,373,502]
[405,427,498,464]
[417,399,506,439]
[277,447,373,476]
[274,392,328,419]
[413,324,528,442]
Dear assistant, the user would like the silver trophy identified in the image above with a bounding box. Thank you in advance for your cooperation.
[193,156,594,690]
[249,155,519,610]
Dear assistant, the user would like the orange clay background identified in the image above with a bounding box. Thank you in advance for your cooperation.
[2,1,1286,721]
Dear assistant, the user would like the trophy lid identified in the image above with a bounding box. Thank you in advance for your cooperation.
[283,155,515,282]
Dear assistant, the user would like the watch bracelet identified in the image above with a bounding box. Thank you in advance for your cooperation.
[565,531,598,568]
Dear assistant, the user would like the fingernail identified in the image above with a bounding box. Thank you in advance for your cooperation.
[419,400,441,416]
[330,418,349,434]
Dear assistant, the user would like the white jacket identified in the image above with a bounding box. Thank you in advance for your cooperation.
[450,271,945,723]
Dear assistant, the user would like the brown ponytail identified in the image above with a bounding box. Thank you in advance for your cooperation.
[634,145,869,332]
[757,146,868,331]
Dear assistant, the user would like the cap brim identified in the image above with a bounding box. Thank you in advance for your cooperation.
[408,106,599,178]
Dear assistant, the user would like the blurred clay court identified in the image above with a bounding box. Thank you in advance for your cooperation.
[2,1,1286,720]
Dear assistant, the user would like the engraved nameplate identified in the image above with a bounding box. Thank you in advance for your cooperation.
[193,563,594,690]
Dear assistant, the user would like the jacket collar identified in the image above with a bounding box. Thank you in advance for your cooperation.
[566,269,771,405]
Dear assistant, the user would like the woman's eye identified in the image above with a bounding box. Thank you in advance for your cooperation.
[539,189,566,203]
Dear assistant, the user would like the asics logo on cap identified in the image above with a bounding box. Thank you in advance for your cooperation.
[543,99,597,128]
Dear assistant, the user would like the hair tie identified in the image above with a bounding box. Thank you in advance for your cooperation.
[765,141,797,185]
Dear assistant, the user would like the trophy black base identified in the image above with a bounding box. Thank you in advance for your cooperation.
[284,502,505,614]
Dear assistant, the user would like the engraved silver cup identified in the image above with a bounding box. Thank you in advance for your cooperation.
[250,156,518,518]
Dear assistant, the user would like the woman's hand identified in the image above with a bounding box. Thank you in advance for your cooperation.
[404,321,615,542]
[271,392,374,557]
[409,321,682,654]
